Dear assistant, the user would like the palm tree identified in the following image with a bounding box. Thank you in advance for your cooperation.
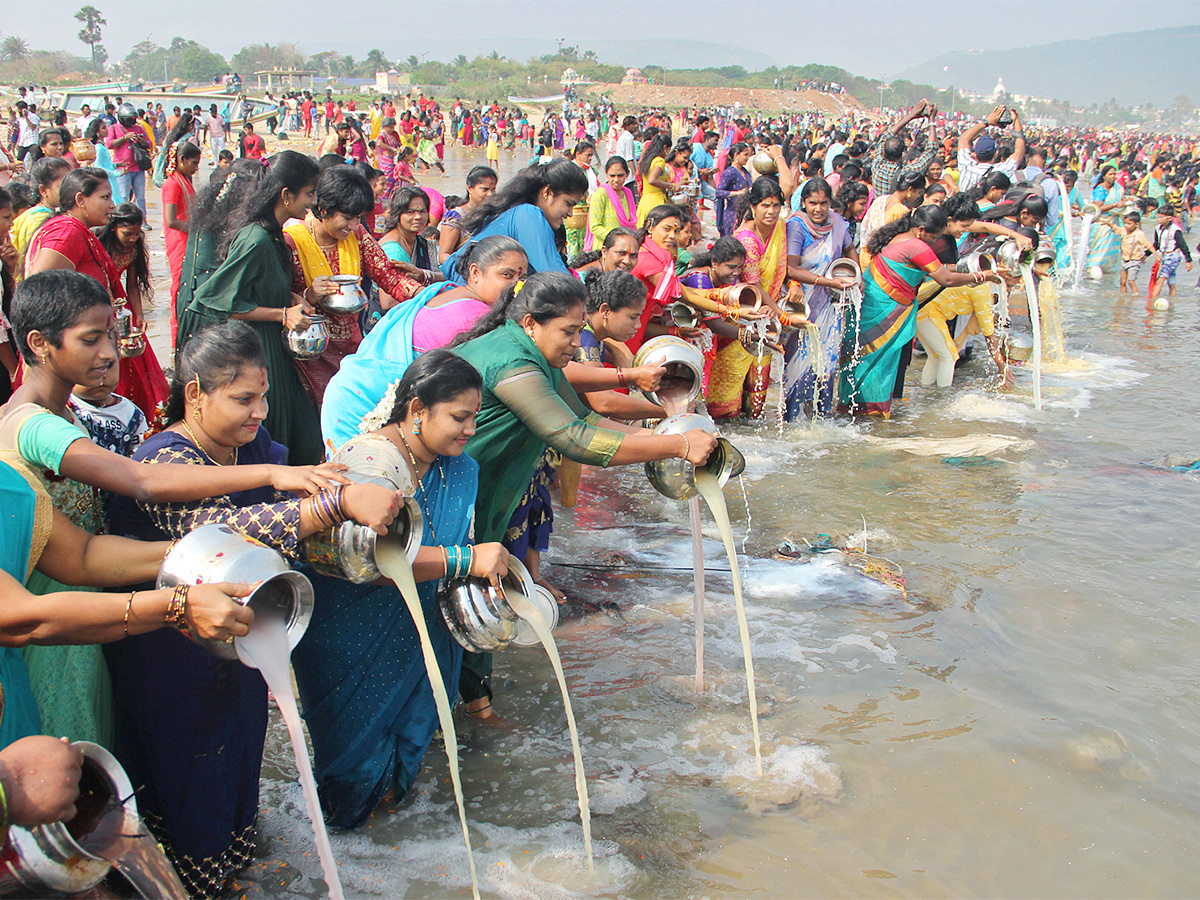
[452,54,467,69]
[74,5,107,71]
[363,48,387,74]
[0,35,30,62]
[405,54,419,70]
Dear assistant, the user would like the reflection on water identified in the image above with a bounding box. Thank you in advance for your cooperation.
[140,153,1198,899]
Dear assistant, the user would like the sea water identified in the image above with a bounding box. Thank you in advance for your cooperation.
[688,497,706,691]
[1020,263,1043,409]
[238,611,345,900]
[374,538,481,900]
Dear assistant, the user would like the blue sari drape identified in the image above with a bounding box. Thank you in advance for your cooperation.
[321,282,455,453]
[0,462,43,748]
[292,449,477,830]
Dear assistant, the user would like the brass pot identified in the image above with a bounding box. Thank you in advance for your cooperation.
[644,412,746,501]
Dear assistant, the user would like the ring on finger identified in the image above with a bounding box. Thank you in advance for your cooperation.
[224,635,235,644]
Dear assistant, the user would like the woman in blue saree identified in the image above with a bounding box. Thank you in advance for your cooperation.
[839,206,1001,417]
[784,177,857,420]
[295,350,511,829]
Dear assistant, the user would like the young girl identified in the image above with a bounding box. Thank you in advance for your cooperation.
[162,141,200,340]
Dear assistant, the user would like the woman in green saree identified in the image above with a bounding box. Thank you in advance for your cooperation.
[180,151,324,463]
[174,159,267,358]
[451,271,719,716]
[839,205,1002,417]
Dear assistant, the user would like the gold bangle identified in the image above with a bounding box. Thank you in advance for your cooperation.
[123,591,136,636]
[163,539,179,560]
[441,545,450,578]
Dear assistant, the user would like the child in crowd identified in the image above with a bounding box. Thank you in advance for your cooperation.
[69,360,149,508]
[1149,204,1193,302]
[1119,211,1154,296]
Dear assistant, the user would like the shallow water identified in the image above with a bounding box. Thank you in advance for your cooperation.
[140,150,1198,899]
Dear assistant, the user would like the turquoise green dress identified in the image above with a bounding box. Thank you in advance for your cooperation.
[839,238,942,417]
[0,404,112,746]
[0,460,48,748]
[185,223,324,465]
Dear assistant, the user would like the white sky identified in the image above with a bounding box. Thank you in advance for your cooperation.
[10,0,1200,79]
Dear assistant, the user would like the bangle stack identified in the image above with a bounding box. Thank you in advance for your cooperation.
[444,545,474,580]
[616,367,628,388]
[972,272,985,285]
[308,486,348,529]
[166,584,189,630]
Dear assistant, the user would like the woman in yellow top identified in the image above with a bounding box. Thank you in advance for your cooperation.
[586,156,637,252]
[636,133,673,225]
[914,194,1011,389]
[11,158,72,281]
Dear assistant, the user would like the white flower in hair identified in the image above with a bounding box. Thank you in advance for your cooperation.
[358,379,403,435]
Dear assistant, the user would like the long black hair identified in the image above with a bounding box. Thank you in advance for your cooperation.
[865,204,948,256]
[980,187,1048,223]
[942,192,982,222]
[162,111,195,151]
[835,179,870,218]
[452,270,587,346]
[686,235,746,270]
[220,150,318,265]
[189,158,266,240]
[55,167,110,216]
[11,270,110,364]
[968,170,1011,203]
[638,132,671,177]
[95,203,150,297]
[167,320,266,424]
[387,347,483,424]
[460,158,587,234]
[28,157,73,208]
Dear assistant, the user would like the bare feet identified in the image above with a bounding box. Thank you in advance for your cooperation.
[536,576,567,605]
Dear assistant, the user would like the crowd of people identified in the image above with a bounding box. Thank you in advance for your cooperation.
[0,80,1195,897]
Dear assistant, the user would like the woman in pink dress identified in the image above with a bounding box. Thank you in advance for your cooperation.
[161,141,199,344]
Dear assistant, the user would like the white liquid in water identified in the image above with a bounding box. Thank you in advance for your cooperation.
[238,612,346,900]
[803,323,825,421]
[688,497,706,692]
[1073,214,1095,288]
[110,824,189,899]
[505,589,595,873]
[693,470,763,775]
[374,539,481,900]
[1020,264,1043,410]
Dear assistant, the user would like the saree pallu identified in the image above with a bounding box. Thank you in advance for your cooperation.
[733,222,787,418]
[707,338,770,419]
[784,299,845,420]
[293,443,477,829]
[838,239,940,417]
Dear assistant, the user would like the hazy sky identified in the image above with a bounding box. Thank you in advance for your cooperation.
[13,0,1200,78]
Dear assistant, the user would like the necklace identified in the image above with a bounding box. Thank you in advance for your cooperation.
[179,420,237,467]
[395,427,443,542]
[307,219,337,250]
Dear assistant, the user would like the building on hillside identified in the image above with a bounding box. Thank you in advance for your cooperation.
[621,67,648,86]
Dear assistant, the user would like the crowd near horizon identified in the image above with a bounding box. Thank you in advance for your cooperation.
[0,72,1194,897]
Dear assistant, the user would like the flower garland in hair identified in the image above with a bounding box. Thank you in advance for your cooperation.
[214,171,238,203]
[358,378,403,435]
[164,141,179,178]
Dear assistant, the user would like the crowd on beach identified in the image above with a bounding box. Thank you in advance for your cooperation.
[0,79,1194,897]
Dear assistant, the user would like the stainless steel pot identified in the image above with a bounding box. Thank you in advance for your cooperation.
[632,335,704,413]
[117,327,146,359]
[303,435,424,583]
[1006,334,1034,363]
[1080,202,1100,218]
[669,301,699,329]
[959,250,998,275]
[158,524,315,664]
[511,584,560,647]
[996,240,1030,271]
[321,274,369,314]
[285,314,329,359]
[0,743,140,895]
[1033,244,1057,270]
[644,412,746,501]
[439,556,540,653]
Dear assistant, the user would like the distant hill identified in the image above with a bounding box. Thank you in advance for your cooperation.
[297,39,776,73]
[895,27,1198,107]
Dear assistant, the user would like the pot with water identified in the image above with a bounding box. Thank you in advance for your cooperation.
[632,335,705,413]
[439,556,558,653]
[321,275,369,315]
